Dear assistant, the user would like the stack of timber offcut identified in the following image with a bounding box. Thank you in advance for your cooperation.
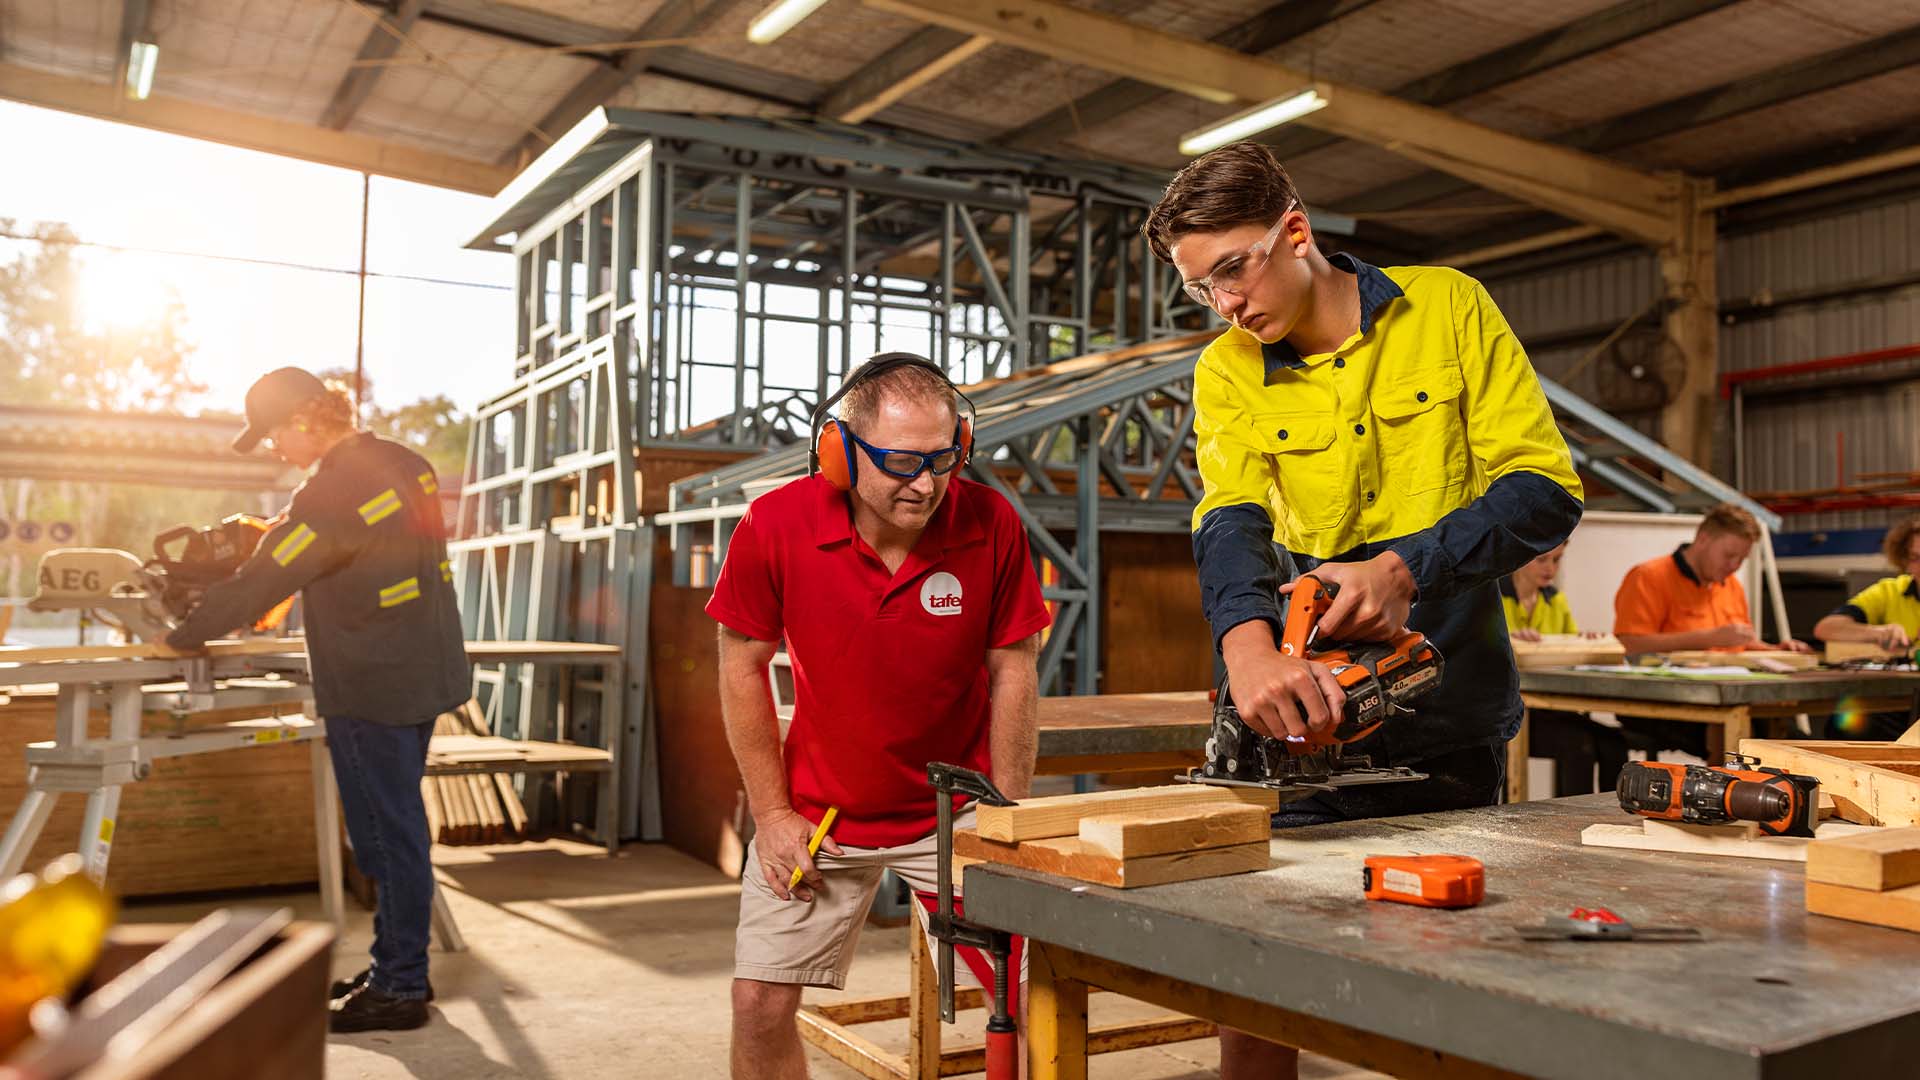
[955,785,1279,888]
[421,701,529,845]
[1805,827,1920,933]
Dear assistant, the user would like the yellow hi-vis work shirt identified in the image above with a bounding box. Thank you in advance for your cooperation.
[1190,253,1584,764]
[1501,582,1579,635]
[1834,574,1920,638]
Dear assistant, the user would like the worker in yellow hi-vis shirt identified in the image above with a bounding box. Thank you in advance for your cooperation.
[1143,142,1586,1079]
[1813,516,1920,739]
[1501,543,1627,797]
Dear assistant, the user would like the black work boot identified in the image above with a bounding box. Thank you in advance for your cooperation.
[331,967,435,1002]
[329,983,430,1033]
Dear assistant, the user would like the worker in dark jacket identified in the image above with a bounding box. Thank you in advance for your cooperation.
[167,367,470,1033]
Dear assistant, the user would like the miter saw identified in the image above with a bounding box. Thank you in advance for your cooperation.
[28,515,290,643]
[1185,573,1444,801]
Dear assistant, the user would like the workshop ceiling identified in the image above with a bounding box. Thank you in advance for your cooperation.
[2,0,1917,258]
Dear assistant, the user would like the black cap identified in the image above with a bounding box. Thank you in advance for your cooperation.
[234,367,327,453]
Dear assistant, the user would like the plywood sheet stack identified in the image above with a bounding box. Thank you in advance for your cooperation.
[956,785,1279,888]
[421,701,529,846]
[1805,827,1920,932]
[0,697,317,896]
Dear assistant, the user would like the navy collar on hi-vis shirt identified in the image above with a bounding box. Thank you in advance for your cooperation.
[1498,577,1558,602]
[1258,252,1407,376]
[808,472,986,555]
[1672,543,1703,586]
[1908,577,1920,602]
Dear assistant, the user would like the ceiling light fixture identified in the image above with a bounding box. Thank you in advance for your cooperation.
[1178,86,1330,156]
[747,0,830,44]
[125,40,159,101]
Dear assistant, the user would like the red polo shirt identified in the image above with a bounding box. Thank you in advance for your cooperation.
[706,474,1051,848]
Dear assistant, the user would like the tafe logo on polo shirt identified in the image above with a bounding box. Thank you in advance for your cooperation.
[920,572,963,616]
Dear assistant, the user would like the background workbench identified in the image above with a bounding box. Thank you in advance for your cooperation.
[966,794,1920,1080]
[1513,668,1920,800]
[1035,690,1210,776]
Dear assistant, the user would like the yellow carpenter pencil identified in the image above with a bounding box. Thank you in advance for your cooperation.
[789,806,840,890]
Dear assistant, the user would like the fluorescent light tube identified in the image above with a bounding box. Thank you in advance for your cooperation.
[747,0,830,44]
[125,40,159,101]
[1178,86,1330,156]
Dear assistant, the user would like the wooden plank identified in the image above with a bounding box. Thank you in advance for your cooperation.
[1806,880,1920,933]
[1665,650,1821,672]
[1825,640,1908,664]
[0,62,511,195]
[0,637,302,664]
[1077,804,1269,859]
[939,1017,1217,1075]
[1580,819,1880,862]
[421,777,445,846]
[1741,739,1920,827]
[1525,693,1741,725]
[493,772,529,839]
[796,1008,910,1080]
[468,773,501,842]
[1805,827,1920,891]
[859,0,1679,241]
[974,785,1279,843]
[1511,634,1625,669]
[956,830,1270,888]
[819,27,992,124]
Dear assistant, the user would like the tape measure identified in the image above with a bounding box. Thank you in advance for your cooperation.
[1362,854,1485,909]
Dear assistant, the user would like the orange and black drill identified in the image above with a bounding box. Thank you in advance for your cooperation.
[1616,754,1820,838]
[1190,574,1444,797]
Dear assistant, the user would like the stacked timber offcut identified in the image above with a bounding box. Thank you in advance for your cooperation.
[421,701,529,845]
[956,785,1280,888]
[1805,828,1920,933]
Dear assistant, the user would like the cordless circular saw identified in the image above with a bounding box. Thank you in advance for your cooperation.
[1186,573,1444,800]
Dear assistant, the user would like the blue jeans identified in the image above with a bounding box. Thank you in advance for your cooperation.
[326,715,435,999]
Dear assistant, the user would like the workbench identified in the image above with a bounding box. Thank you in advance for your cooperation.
[966,794,1920,1080]
[1034,690,1210,775]
[1513,668,1920,801]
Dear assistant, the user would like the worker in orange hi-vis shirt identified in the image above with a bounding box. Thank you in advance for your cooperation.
[1611,502,1810,758]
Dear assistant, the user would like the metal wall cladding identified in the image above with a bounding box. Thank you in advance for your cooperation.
[1480,188,1920,535]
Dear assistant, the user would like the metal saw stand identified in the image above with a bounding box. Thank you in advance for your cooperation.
[0,653,462,950]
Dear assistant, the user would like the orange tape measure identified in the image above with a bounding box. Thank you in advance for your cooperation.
[1362,854,1485,909]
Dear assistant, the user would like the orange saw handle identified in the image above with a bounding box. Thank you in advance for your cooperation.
[1280,574,1336,657]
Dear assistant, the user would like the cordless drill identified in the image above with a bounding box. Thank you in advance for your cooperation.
[1615,754,1820,838]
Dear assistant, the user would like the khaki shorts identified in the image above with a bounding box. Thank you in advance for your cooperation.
[735,808,1023,991]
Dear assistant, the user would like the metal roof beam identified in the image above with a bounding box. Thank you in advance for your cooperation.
[419,0,624,51]
[323,0,425,130]
[1263,0,1736,165]
[1343,22,1920,216]
[501,0,744,168]
[998,0,1384,149]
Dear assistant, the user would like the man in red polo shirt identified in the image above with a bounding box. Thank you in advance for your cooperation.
[707,355,1050,1080]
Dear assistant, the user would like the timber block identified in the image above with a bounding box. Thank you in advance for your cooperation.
[973,784,1278,842]
[1740,740,1920,827]
[1805,827,1920,891]
[956,829,1270,888]
[1807,880,1920,934]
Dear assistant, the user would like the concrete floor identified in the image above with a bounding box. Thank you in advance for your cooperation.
[129,839,1387,1079]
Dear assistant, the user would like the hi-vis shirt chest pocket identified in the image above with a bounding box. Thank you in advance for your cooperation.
[1370,365,1468,497]
[1252,413,1347,533]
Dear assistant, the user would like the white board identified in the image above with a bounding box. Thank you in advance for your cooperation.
[1554,510,1762,638]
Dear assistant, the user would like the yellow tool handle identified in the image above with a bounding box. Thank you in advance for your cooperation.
[788,806,840,890]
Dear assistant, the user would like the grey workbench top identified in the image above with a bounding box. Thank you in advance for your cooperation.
[963,794,1920,1080]
[1519,665,1920,706]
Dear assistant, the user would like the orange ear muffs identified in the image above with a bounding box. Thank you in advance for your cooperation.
[957,416,973,467]
[815,419,858,491]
